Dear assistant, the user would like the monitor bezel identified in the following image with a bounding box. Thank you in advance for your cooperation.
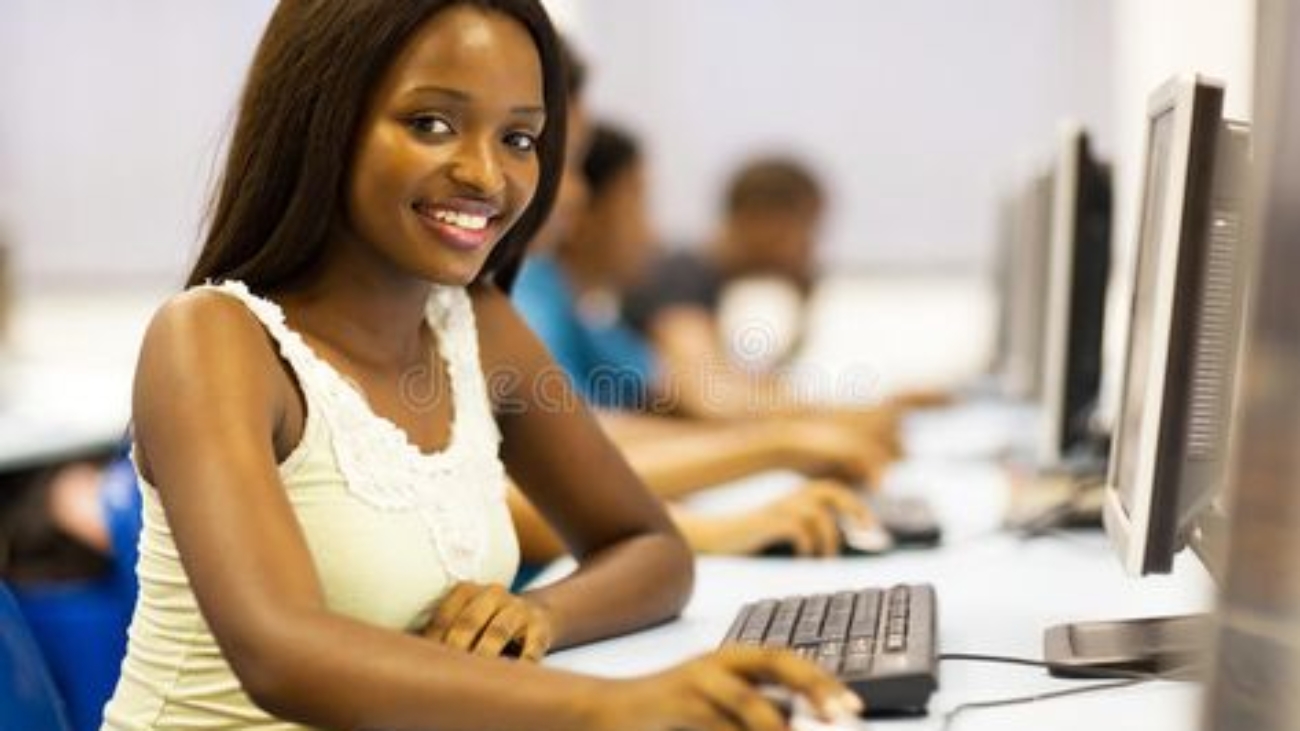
[998,167,1054,399]
[1102,74,1226,576]
[1037,123,1085,465]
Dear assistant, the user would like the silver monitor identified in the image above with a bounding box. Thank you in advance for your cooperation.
[1044,74,1253,677]
[1102,77,1251,579]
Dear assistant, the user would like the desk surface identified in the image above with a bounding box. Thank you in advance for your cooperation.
[540,401,1213,731]
[0,289,159,471]
[0,360,130,471]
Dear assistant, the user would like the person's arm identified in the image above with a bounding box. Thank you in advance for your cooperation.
[648,305,789,420]
[474,285,693,648]
[509,409,887,565]
[648,305,907,457]
[511,473,879,566]
[612,418,887,499]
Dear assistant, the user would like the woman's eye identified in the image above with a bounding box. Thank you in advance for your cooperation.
[407,115,453,136]
[504,131,538,153]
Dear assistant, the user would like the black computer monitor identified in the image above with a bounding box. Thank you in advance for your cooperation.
[1038,125,1113,468]
[1044,75,1253,676]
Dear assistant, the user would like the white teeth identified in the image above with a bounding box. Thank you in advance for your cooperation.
[429,208,489,231]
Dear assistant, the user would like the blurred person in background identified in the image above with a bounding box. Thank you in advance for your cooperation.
[515,122,900,454]
[509,45,887,569]
[624,156,949,423]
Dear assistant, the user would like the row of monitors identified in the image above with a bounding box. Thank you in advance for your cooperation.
[994,74,1253,580]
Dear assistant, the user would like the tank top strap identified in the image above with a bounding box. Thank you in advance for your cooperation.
[193,279,331,394]
[425,285,501,447]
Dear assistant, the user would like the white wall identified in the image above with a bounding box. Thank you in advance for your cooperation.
[3,1,1110,287]
[565,0,1115,273]
[0,1,276,289]
[1097,0,1257,424]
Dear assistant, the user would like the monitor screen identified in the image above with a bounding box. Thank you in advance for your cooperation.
[1114,108,1177,517]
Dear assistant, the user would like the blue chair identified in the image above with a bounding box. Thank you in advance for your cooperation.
[13,455,140,731]
[0,582,72,731]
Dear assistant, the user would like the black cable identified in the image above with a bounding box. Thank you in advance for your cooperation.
[939,677,1148,730]
[938,651,1171,680]
[934,652,1194,730]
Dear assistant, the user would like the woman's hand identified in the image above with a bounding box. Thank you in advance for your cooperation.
[586,645,863,731]
[420,582,557,661]
[680,479,876,557]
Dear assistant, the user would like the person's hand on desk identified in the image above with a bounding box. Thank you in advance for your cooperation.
[587,645,862,731]
[419,581,557,661]
[819,408,904,462]
[779,419,894,489]
[678,479,876,557]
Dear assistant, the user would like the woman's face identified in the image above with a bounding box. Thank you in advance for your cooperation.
[342,5,545,286]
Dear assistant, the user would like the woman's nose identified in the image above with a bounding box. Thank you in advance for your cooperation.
[448,135,505,196]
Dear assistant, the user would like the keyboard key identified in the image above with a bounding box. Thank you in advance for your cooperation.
[850,590,882,638]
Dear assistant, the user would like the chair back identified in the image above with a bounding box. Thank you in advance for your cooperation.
[0,582,72,731]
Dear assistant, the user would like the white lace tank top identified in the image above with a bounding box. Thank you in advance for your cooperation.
[102,281,519,730]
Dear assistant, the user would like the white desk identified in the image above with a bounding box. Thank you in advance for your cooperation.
[539,402,1214,731]
[0,287,160,471]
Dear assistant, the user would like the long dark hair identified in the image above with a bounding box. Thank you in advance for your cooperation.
[187,0,566,293]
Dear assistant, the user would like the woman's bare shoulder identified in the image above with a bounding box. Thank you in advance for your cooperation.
[140,288,278,369]
[469,283,538,362]
[134,289,287,422]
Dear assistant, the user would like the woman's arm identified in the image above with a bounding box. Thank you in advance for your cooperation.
[647,305,907,458]
[474,285,694,648]
[647,305,796,420]
[611,418,887,499]
[508,410,885,565]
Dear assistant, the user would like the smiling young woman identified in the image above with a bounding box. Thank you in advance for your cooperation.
[104,2,858,730]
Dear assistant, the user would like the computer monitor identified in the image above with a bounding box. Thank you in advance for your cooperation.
[992,168,1055,400]
[1038,125,1113,468]
[1104,94,1251,578]
[1044,75,1253,676]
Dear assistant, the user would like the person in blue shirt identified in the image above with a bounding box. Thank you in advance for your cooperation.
[513,124,659,411]
[506,46,886,566]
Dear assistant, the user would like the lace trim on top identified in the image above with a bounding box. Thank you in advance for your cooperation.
[203,280,507,582]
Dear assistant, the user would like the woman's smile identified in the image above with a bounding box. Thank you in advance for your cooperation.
[412,198,502,252]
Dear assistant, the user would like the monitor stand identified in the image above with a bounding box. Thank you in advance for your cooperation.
[1043,613,1213,679]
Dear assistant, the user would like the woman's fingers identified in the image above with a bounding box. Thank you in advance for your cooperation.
[420,582,554,660]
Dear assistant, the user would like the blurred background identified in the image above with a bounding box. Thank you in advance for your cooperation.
[0,0,1257,401]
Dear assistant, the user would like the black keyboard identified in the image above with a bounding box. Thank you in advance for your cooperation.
[721,584,938,715]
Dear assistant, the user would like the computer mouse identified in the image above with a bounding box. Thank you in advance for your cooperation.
[763,687,870,731]
[873,494,943,546]
[790,705,871,731]
[838,515,895,555]
[757,517,894,557]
